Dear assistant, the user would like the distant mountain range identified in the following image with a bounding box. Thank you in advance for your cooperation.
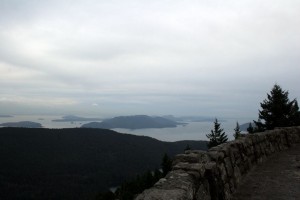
[81,115,185,129]
[0,121,42,128]
[0,127,207,199]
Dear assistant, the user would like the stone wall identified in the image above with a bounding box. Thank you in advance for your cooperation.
[135,126,300,200]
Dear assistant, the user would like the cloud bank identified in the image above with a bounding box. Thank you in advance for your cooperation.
[0,0,299,119]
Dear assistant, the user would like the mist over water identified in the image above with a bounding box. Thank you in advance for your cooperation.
[0,115,252,142]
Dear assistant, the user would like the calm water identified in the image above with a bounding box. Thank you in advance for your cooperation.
[0,115,252,141]
[113,121,238,141]
[0,115,92,129]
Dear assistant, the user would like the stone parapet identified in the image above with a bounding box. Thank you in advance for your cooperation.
[135,126,300,200]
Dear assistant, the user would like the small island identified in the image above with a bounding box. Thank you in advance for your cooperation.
[0,115,13,118]
[239,122,256,132]
[0,121,43,128]
[52,115,102,122]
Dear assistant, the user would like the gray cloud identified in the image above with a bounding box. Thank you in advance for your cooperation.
[0,0,299,119]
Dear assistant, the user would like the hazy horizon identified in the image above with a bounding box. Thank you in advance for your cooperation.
[0,114,244,141]
[1,0,299,119]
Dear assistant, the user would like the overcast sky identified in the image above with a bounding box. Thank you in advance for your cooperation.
[0,0,299,119]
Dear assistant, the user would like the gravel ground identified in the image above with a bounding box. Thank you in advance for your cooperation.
[232,144,300,200]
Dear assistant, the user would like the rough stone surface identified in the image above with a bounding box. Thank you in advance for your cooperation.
[231,144,300,200]
[135,188,191,200]
[135,126,300,200]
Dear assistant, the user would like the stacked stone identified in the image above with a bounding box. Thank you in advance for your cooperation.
[135,127,300,200]
[135,150,211,200]
[204,127,300,200]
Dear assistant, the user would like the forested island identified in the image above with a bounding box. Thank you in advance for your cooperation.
[0,121,43,128]
[81,115,185,129]
[52,115,102,122]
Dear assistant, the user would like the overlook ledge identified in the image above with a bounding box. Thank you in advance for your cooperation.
[135,126,300,200]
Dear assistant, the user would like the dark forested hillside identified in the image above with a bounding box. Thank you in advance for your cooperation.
[0,128,207,200]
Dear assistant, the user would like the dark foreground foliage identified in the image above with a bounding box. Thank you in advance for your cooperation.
[0,128,207,199]
[95,154,173,200]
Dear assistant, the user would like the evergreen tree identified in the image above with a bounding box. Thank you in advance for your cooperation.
[115,169,160,200]
[255,84,300,130]
[161,153,172,176]
[184,144,191,151]
[247,123,254,134]
[206,118,228,148]
[290,101,300,126]
[112,153,169,200]
[253,118,264,133]
[153,169,163,181]
[233,122,241,139]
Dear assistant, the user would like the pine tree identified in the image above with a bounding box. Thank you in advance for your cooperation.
[233,122,241,139]
[290,101,300,126]
[247,123,254,134]
[253,118,264,133]
[255,84,300,130]
[184,144,191,151]
[206,118,228,148]
[161,153,172,176]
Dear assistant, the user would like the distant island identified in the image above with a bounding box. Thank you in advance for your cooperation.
[52,115,102,122]
[0,115,13,118]
[0,121,42,128]
[81,115,185,129]
[240,122,256,132]
[163,115,226,122]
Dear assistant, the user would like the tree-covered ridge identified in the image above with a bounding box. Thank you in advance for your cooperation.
[0,127,207,200]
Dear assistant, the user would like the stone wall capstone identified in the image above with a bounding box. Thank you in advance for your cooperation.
[135,126,300,200]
